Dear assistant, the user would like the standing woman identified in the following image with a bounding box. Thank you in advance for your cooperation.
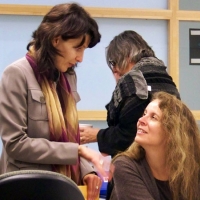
[0,3,103,200]
[110,92,200,200]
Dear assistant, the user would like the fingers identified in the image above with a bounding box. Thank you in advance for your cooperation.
[80,133,90,144]
[80,136,90,144]
[91,160,108,180]
[80,127,98,143]
[80,136,86,144]
[80,128,87,144]
[85,175,102,200]
[91,154,111,182]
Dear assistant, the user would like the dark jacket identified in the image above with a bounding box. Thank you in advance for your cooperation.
[97,57,180,157]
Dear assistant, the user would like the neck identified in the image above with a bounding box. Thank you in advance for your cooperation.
[145,148,168,181]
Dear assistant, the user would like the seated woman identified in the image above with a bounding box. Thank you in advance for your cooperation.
[109,91,200,200]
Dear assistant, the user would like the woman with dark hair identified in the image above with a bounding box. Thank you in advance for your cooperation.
[0,3,102,200]
[110,91,200,200]
[80,30,180,199]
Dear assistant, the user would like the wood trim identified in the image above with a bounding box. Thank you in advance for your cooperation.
[0,4,172,19]
[192,111,200,120]
[77,110,200,121]
[86,8,172,19]
[0,4,52,15]
[78,110,106,121]
[168,0,179,88]
[177,10,200,21]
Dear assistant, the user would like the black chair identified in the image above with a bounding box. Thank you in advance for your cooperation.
[0,170,84,200]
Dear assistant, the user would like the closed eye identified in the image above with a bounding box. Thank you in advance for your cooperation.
[75,46,82,50]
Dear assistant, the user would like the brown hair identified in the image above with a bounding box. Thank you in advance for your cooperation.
[27,3,101,76]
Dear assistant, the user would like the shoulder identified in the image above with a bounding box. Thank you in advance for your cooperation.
[135,58,180,98]
[113,69,148,107]
[1,57,40,90]
[2,57,32,77]
[113,155,140,170]
[117,69,148,97]
[5,57,30,69]
[134,57,169,77]
[113,155,150,174]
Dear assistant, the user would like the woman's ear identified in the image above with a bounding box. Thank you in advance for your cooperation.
[52,36,60,47]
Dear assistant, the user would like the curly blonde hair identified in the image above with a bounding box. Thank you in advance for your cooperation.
[116,91,200,200]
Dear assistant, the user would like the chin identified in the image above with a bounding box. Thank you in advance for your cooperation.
[134,136,140,143]
[134,135,144,144]
[60,68,69,73]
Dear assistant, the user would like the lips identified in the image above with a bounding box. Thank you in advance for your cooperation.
[69,63,74,67]
[137,128,147,134]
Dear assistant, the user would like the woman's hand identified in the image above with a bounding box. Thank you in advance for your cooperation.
[78,145,109,179]
[80,127,99,144]
[83,173,102,200]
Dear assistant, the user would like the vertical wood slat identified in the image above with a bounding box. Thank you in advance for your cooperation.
[168,0,179,89]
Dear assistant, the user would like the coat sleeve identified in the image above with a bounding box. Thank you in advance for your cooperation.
[80,157,96,179]
[97,70,150,156]
[97,95,149,156]
[0,64,79,165]
[110,157,155,200]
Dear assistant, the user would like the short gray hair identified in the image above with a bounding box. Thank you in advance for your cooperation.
[106,30,155,71]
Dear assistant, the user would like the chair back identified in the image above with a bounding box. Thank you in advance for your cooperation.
[0,170,84,200]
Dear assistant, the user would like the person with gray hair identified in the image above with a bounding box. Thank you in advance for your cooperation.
[80,30,180,199]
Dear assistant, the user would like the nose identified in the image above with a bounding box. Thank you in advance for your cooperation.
[76,52,84,62]
[138,115,147,126]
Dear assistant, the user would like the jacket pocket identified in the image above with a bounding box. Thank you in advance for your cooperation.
[28,90,48,121]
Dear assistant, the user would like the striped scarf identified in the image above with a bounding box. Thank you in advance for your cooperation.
[26,53,81,185]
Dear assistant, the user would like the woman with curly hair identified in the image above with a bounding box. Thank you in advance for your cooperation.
[110,91,200,200]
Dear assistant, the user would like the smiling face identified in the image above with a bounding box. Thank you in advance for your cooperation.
[135,99,167,150]
[52,34,90,72]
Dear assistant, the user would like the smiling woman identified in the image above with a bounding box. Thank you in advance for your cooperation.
[110,91,200,200]
[135,99,166,149]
